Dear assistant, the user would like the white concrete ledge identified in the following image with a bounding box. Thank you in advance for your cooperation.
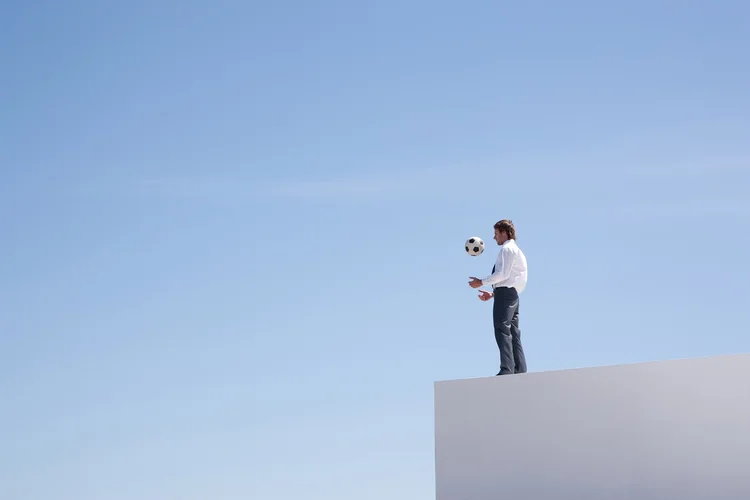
[434,353,750,500]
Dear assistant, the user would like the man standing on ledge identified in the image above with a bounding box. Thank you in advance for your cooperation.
[468,219,528,376]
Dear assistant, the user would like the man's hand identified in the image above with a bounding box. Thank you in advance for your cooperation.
[477,290,493,301]
[468,277,483,289]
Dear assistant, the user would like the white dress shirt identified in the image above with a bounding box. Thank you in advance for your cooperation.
[482,239,528,293]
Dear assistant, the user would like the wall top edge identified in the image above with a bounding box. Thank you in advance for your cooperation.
[433,351,750,385]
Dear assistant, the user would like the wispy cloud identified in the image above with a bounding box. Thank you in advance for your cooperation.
[130,168,473,202]
[614,156,749,179]
[258,174,457,199]
[616,198,750,219]
[132,177,249,200]
[111,148,749,208]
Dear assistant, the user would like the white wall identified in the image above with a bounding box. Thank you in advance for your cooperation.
[434,354,750,500]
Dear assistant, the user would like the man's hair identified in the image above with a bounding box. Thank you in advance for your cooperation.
[494,219,516,239]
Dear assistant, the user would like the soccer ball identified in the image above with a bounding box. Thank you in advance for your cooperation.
[465,236,484,256]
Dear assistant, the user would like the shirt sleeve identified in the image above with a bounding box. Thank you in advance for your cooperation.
[482,247,516,286]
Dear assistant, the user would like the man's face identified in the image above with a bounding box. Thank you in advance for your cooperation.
[494,228,507,245]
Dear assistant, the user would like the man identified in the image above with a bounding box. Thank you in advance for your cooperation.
[468,219,528,376]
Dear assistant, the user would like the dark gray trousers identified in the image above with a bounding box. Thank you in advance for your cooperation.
[493,286,527,374]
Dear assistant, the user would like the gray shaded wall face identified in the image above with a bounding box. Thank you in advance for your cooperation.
[434,354,750,500]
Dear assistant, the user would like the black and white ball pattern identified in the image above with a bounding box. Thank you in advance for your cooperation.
[465,236,484,256]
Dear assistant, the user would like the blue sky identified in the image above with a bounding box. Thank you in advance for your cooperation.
[2,1,749,499]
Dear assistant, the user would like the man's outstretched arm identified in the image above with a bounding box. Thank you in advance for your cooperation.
[468,247,515,289]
